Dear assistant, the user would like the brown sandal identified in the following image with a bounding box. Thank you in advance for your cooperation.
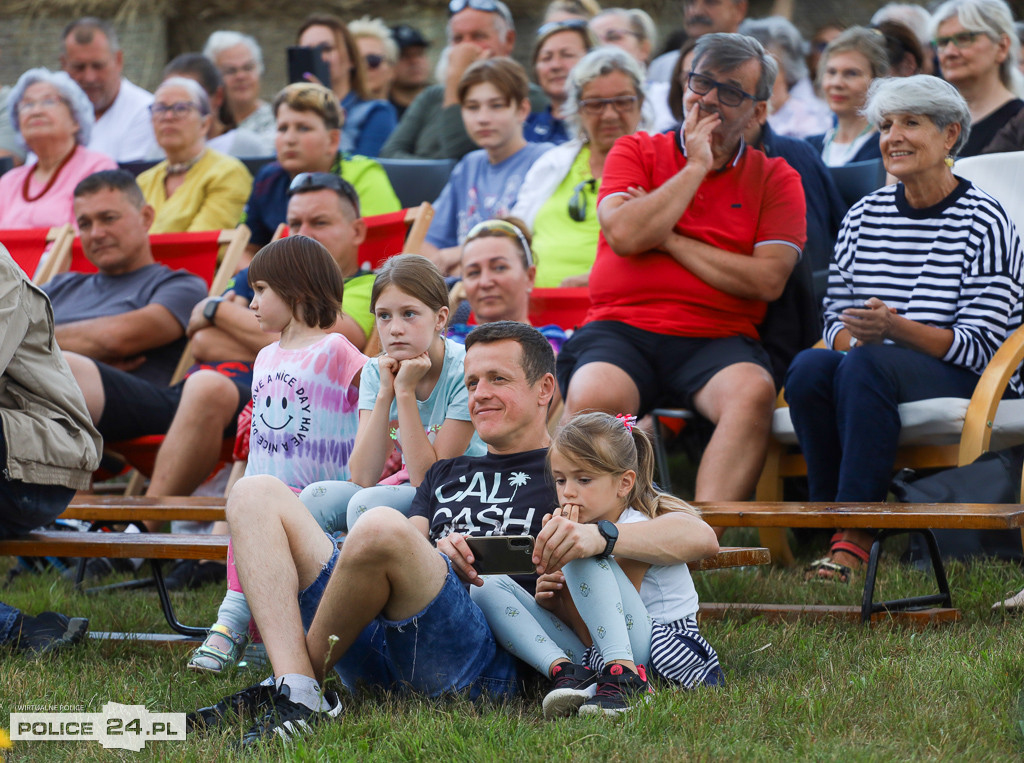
[804,531,872,584]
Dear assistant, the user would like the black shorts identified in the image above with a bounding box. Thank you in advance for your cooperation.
[556,321,772,416]
[95,362,251,442]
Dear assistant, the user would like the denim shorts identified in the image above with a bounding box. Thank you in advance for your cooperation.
[297,532,341,632]
[327,552,521,699]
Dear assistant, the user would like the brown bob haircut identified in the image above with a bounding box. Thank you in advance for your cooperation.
[457,57,530,106]
[272,82,344,131]
[248,235,344,329]
[297,13,370,101]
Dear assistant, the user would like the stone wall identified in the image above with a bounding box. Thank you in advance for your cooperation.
[2,0,1023,96]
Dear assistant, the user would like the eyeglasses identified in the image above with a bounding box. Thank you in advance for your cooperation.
[568,179,596,222]
[686,72,759,108]
[464,219,534,267]
[933,31,983,49]
[221,61,259,77]
[288,172,361,215]
[19,96,64,112]
[595,28,641,44]
[578,95,639,115]
[364,54,386,70]
[149,102,202,119]
[536,19,589,38]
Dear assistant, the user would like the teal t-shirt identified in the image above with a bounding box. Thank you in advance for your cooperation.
[358,336,486,461]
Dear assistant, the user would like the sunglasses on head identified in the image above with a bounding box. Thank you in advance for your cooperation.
[448,0,501,14]
[568,178,596,222]
[364,54,386,70]
[536,18,590,38]
[287,172,361,215]
[464,219,534,267]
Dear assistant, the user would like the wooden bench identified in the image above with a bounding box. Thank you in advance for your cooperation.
[689,546,769,571]
[694,501,1024,623]
[60,495,227,524]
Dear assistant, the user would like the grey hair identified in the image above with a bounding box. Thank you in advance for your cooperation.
[819,26,891,83]
[348,16,399,63]
[871,3,933,49]
[203,31,265,76]
[863,75,972,157]
[592,8,658,53]
[691,32,778,102]
[9,67,95,147]
[562,45,650,139]
[62,17,120,54]
[738,16,808,87]
[448,0,516,40]
[930,0,1024,96]
[155,76,212,116]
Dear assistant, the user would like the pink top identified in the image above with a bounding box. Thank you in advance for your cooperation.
[0,145,117,229]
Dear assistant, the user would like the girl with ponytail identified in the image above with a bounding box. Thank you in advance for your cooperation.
[472,411,723,718]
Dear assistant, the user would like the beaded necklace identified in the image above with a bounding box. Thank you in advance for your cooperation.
[22,144,78,203]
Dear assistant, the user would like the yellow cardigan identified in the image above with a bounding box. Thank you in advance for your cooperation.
[137,148,253,233]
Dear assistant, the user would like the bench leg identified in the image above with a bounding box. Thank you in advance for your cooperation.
[860,529,953,623]
[150,561,211,638]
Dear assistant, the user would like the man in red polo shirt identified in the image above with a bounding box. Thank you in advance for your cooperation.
[558,32,806,504]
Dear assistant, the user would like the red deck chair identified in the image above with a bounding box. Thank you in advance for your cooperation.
[50,226,252,494]
[1,225,73,283]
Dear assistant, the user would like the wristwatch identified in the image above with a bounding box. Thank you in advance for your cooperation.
[597,520,619,558]
[203,296,225,325]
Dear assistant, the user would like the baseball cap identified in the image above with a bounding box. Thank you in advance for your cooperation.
[391,24,430,50]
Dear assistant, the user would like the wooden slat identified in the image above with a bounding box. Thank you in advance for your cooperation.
[0,531,228,560]
[688,547,769,571]
[698,602,961,626]
[61,495,227,522]
[695,502,1024,530]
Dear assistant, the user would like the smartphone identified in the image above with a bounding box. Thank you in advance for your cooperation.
[287,45,332,90]
[465,535,536,575]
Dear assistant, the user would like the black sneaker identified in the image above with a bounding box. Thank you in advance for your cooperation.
[163,560,227,590]
[11,612,89,657]
[240,685,343,748]
[542,662,599,719]
[186,681,276,733]
[578,663,654,717]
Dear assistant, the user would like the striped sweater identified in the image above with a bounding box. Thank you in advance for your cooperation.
[824,179,1024,394]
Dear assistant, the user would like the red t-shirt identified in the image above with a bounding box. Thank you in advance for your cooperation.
[587,131,807,339]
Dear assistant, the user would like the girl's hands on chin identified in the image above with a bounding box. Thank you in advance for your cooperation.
[378,355,400,398]
[393,351,432,393]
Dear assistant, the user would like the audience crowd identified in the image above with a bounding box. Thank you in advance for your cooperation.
[4,0,1024,748]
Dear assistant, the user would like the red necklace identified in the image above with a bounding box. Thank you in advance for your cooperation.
[22,144,79,203]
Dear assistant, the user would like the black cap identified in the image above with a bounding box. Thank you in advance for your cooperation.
[391,24,430,50]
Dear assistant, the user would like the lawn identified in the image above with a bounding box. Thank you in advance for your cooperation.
[2,531,1024,762]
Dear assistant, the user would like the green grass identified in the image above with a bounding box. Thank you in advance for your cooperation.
[2,541,1024,762]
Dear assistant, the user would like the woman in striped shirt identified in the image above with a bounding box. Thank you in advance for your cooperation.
[785,75,1023,583]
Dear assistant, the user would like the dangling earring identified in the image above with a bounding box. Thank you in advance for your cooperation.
[945,155,955,168]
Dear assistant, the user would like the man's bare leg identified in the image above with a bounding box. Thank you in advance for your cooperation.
[691,362,776,501]
[561,362,641,422]
[63,352,105,423]
[227,475,336,678]
[305,506,449,682]
[145,370,241,497]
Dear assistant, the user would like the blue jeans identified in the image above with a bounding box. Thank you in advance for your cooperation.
[785,345,983,501]
[301,547,520,699]
[0,420,77,644]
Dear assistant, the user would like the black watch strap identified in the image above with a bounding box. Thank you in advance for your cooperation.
[203,296,224,324]
[597,520,618,557]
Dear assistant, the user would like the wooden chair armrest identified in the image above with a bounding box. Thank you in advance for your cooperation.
[958,323,1024,464]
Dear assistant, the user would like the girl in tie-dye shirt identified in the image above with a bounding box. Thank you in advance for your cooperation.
[188,235,367,674]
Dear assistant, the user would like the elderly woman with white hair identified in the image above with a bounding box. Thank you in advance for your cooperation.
[136,77,252,233]
[786,75,1024,583]
[739,17,833,139]
[931,0,1024,156]
[203,31,276,147]
[511,46,647,288]
[0,68,115,228]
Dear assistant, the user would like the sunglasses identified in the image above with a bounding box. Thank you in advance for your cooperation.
[536,18,589,38]
[287,172,361,215]
[686,72,758,108]
[464,219,534,267]
[932,31,983,49]
[568,179,596,222]
[364,54,386,70]
[449,0,501,14]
